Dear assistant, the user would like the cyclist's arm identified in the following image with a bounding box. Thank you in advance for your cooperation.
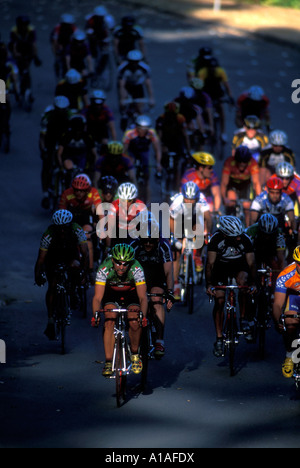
[245,251,257,287]
[286,209,296,231]
[152,135,162,171]
[220,170,230,204]
[136,282,148,318]
[273,291,286,325]
[211,184,222,212]
[34,249,47,284]
[92,283,106,318]
[250,209,259,225]
[79,242,89,273]
[163,261,174,292]
[205,250,217,291]
[251,171,262,196]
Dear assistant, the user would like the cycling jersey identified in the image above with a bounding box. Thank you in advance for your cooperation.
[95,257,146,291]
[208,231,254,263]
[40,107,72,149]
[10,25,37,58]
[232,129,269,162]
[236,93,270,121]
[117,60,151,86]
[131,238,173,289]
[50,23,77,50]
[259,146,295,173]
[40,223,87,252]
[84,104,115,142]
[246,223,286,260]
[123,128,159,172]
[222,155,259,184]
[275,263,300,294]
[156,112,186,152]
[250,191,294,227]
[58,130,95,169]
[197,66,228,100]
[170,192,209,218]
[181,168,220,203]
[106,199,148,242]
[95,154,134,182]
[59,187,102,212]
[55,80,88,110]
[114,25,144,57]
[65,41,91,73]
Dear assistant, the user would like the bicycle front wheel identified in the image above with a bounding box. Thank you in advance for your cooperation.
[115,334,127,408]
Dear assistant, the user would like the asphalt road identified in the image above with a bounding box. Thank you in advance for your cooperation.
[1,0,300,449]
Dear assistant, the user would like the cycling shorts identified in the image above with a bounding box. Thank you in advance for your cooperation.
[125,83,145,99]
[102,287,140,309]
[211,259,249,286]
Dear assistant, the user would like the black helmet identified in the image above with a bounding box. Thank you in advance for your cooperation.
[235,145,252,163]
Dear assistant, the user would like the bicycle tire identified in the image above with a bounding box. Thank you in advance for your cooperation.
[115,334,126,408]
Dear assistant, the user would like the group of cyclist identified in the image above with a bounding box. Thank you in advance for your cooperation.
[4,7,297,382]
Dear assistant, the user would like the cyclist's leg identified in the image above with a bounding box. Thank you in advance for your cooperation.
[225,188,238,216]
[282,296,300,377]
[103,302,118,362]
[127,303,142,355]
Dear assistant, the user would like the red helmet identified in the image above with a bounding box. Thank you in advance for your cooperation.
[72,173,91,191]
[266,176,283,190]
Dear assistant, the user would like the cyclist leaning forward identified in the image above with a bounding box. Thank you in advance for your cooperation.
[206,216,257,357]
[273,246,300,378]
[92,243,148,377]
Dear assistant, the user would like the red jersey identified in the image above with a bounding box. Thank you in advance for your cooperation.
[222,156,259,184]
[108,199,147,231]
[59,187,102,212]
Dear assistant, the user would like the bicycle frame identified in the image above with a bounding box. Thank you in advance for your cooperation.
[179,237,198,314]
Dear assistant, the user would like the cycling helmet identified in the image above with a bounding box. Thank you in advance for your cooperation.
[140,212,160,239]
[52,209,73,226]
[94,6,107,16]
[69,114,86,132]
[208,57,219,67]
[54,95,70,110]
[122,15,135,27]
[258,213,278,234]
[192,152,215,167]
[118,182,138,200]
[136,115,151,128]
[199,46,212,56]
[65,68,81,84]
[219,216,244,237]
[164,101,180,114]
[182,181,200,200]
[189,77,204,90]
[16,15,30,28]
[266,177,283,190]
[90,89,106,103]
[127,49,143,61]
[60,14,75,24]
[269,129,288,147]
[235,145,252,163]
[111,244,135,262]
[107,140,123,155]
[244,115,261,129]
[72,173,91,191]
[293,246,300,263]
[248,85,264,101]
[73,29,86,41]
[99,176,118,195]
[179,86,195,100]
[276,161,294,179]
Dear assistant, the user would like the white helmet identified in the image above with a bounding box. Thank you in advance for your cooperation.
[276,161,294,178]
[118,183,138,200]
[52,209,73,225]
[248,85,264,101]
[258,213,278,234]
[65,68,81,84]
[127,49,143,61]
[180,86,195,100]
[90,89,106,103]
[136,115,151,128]
[94,5,107,16]
[269,130,288,146]
[219,216,244,237]
[60,14,75,24]
[54,95,70,109]
[73,29,86,41]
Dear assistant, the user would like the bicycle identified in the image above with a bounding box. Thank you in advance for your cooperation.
[280,312,300,391]
[95,305,143,407]
[119,97,149,132]
[254,266,273,359]
[209,282,251,376]
[178,235,198,315]
[52,264,72,355]
[159,151,183,202]
[207,97,233,160]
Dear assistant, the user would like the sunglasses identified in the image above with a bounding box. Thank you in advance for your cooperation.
[113,259,131,267]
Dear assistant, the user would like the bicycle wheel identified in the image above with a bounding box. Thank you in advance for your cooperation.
[187,255,194,315]
[115,334,126,408]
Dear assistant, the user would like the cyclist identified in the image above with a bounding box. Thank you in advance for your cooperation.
[34,210,89,340]
[59,174,102,279]
[273,246,300,378]
[50,14,77,78]
[98,175,119,203]
[55,68,89,111]
[220,145,261,227]
[206,216,257,356]
[65,29,94,77]
[181,152,221,213]
[259,130,296,186]
[103,182,147,248]
[174,86,206,145]
[39,95,72,209]
[92,243,148,377]
[131,214,175,358]
[273,162,300,212]
[113,15,146,65]
[235,85,270,130]
[156,101,191,157]
[246,213,286,288]
[85,5,112,72]
[117,49,155,112]
[197,57,234,143]
[232,115,269,163]
[250,176,295,231]
[94,140,136,187]
[57,114,98,184]
[0,41,19,153]
[84,89,117,145]
[123,115,162,202]
[189,77,214,138]
[186,45,213,82]
[170,181,212,299]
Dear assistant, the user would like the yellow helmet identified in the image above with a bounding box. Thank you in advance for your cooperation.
[293,246,300,263]
[107,140,123,155]
[192,152,215,167]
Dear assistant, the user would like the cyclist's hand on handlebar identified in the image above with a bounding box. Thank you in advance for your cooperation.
[248,285,257,295]
[206,285,216,297]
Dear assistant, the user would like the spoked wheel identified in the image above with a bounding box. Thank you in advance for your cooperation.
[115,334,126,408]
